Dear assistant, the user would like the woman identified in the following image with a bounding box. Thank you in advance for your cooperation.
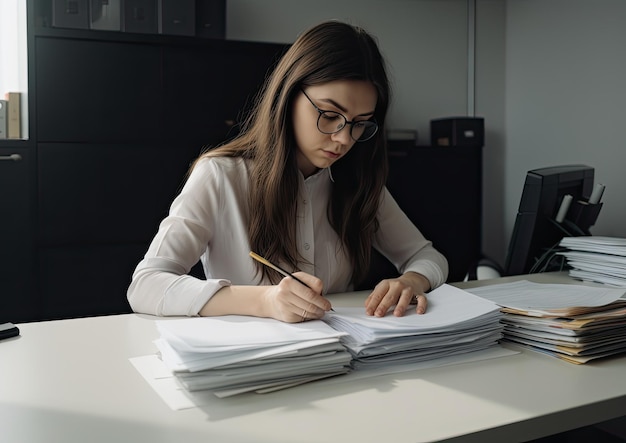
[127,20,448,322]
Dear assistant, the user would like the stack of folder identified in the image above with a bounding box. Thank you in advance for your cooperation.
[559,236,626,287]
[467,280,626,364]
[322,285,504,370]
[154,316,352,397]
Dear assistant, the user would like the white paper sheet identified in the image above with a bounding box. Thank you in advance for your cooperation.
[130,345,518,409]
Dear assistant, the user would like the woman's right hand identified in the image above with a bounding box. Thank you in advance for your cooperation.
[262,272,332,323]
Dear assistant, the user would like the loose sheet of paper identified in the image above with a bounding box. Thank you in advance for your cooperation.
[466,280,625,310]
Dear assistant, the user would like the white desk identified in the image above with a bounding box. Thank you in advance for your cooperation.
[2,273,626,443]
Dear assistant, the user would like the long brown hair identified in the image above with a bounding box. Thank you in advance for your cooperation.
[193,20,391,285]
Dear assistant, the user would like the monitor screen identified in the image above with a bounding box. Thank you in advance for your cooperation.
[504,164,597,276]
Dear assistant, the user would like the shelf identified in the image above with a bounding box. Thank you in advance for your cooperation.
[0,0,28,141]
[31,24,225,45]
[32,0,229,45]
[0,139,33,149]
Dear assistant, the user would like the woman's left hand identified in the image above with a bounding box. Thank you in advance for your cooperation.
[364,272,431,317]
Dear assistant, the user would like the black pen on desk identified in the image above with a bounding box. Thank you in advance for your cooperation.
[248,251,334,311]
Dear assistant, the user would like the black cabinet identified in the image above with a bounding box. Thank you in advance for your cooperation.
[0,147,37,322]
[37,143,200,246]
[33,36,286,320]
[359,144,483,288]
[387,145,483,283]
[2,5,289,321]
[159,39,287,143]
[35,38,162,143]
[36,142,202,319]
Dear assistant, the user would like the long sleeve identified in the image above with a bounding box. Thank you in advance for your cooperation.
[373,188,449,290]
[127,160,448,316]
[127,157,253,316]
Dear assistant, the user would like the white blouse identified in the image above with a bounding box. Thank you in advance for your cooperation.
[127,156,448,316]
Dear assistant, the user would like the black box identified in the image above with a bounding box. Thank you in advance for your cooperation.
[430,117,484,147]
[52,0,89,29]
[90,0,121,31]
[158,0,195,36]
[122,0,158,34]
[196,0,225,39]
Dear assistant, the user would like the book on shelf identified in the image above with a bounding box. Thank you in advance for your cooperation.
[0,99,7,139]
[4,92,21,139]
[122,0,158,34]
[52,0,89,29]
[90,0,121,31]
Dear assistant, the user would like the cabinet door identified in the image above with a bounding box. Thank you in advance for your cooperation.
[386,146,483,282]
[160,39,288,144]
[32,35,289,319]
[218,40,288,139]
[37,142,201,319]
[160,43,225,144]
[35,37,162,143]
[37,142,201,245]
[0,148,37,322]
[38,244,145,319]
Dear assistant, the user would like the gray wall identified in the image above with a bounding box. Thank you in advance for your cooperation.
[227,0,470,140]
[227,0,626,268]
[504,0,626,258]
[475,0,506,264]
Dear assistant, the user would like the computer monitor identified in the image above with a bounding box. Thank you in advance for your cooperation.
[504,164,602,276]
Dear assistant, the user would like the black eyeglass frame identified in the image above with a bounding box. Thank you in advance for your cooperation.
[300,88,379,142]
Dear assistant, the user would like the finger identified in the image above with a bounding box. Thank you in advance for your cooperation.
[278,275,326,312]
[291,272,324,294]
[289,273,331,312]
[364,282,389,315]
[301,302,325,321]
[366,282,402,317]
[281,304,308,323]
[414,294,428,314]
[373,291,399,317]
[393,288,415,317]
[272,282,323,322]
[286,289,327,318]
[282,301,318,323]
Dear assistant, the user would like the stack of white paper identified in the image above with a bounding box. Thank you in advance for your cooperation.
[559,236,626,287]
[154,316,352,396]
[467,280,626,364]
[322,284,504,369]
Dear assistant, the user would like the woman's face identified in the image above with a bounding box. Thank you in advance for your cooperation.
[292,79,377,178]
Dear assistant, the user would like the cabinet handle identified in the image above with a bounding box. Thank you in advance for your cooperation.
[0,154,22,161]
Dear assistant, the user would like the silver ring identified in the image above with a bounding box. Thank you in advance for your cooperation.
[413,294,420,304]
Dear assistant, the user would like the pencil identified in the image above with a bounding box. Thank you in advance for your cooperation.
[249,251,311,288]
[249,251,334,312]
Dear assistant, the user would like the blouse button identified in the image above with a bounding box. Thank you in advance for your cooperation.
[304,243,311,250]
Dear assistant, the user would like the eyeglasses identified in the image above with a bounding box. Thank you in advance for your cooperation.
[301,89,378,142]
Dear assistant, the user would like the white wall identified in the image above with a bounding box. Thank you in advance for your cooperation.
[475,0,506,263]
[227,0,469,144]
[227,0,511,264]
[227,0,626,268]
[504,0,626,252]
[0,0,28,138]
[504,1,626,433]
